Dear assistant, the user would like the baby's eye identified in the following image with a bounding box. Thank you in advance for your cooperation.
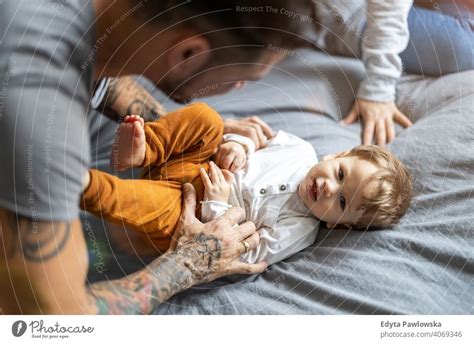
[339,195,346,211]
[338,167,344,181]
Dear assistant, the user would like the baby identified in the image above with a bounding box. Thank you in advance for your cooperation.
[81,103,413,265]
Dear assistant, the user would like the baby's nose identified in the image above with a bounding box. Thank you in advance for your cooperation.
[323,180,338,198]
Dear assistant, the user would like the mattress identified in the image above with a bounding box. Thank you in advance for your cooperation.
[85,49,474,314]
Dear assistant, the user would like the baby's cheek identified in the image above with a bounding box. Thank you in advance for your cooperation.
[313,203,332,222]
[309,205,322,220]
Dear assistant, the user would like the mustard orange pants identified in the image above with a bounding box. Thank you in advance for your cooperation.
[81,103,223,252]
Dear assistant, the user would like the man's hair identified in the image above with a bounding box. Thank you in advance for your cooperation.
[134,0,315,61]
[337,145,413,230]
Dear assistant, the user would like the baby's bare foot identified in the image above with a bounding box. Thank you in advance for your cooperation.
[110,115,146,171]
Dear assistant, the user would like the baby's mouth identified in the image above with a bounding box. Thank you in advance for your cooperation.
[312,179,319,201]
[307,179,318,202]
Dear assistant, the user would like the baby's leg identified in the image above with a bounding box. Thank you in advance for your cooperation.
[81,169,182,251]
[111,102,223,173]
[141,103,224,203]
[140,102,224,169]
[110,115,146,172]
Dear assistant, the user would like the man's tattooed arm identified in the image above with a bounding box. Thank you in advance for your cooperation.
[98,76,166,122]
[2,211,72,262]
[0,210,81,314]
[1,210,223,314]
[87,234,222,314]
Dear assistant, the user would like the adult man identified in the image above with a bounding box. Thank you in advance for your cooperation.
[0,0,313,314]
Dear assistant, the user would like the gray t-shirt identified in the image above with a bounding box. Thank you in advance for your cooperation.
[0,0,96,221]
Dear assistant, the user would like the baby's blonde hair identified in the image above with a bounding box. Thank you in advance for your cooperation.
[336,145,413,229]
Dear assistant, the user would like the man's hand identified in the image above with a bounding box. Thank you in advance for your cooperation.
[214,141,247,172]
[170,183,265,284]
[91,178,265,314]
[224,116,274,150]
[342,98,413,146]
[200,161,234,203]
[98,76,166,122]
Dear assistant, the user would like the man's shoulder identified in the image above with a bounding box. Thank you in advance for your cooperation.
[1,0,92,36]
[1,0,96,109]
[0,0,95,72]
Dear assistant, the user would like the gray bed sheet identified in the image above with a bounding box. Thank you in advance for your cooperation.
[85,50,474,314]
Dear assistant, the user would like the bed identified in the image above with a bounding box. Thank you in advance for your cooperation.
[84,49,474,314]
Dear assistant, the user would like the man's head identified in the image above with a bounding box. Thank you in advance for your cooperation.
[298,145,413,230]
[96,0,315,101]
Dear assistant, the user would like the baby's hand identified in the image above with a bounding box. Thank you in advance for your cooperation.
[214,141,247,172]
[200,161,234,203]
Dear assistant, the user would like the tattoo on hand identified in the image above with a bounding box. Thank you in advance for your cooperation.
[177,233,222,273]
[126,99,160,122]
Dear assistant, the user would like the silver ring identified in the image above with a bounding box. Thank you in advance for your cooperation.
[241,241,250,254]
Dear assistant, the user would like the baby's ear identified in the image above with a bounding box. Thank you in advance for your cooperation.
[322,154,337,161]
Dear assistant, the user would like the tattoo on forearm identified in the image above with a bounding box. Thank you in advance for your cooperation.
[99,76,165,122]
[88,233,222,314]
[126,99,160,121]
[1,211,71,262]
[88,251,194,314]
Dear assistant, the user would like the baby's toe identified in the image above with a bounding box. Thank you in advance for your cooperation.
[133,121,145,137]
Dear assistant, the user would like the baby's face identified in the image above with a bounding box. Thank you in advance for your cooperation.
[298,155,379,228]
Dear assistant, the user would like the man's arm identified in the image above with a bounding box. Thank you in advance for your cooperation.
[0,184,265,314]
[97,76,167,122]
[0,210,91,314]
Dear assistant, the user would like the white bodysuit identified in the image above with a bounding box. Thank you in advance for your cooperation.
[201,131,320,265]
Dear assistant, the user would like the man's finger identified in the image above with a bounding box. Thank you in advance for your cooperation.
[228,261,268,275]
[394,111,413,128]
[235,221,258,242]
[181,183,199,224]
[249,116,274,139]
[342,105,359,125]
[362,120,375,145]
[235,232,259,255]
